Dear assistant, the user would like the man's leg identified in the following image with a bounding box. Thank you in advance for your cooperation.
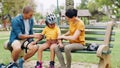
[64,43,85,68]
[4,40,21,68]
[17,43,38,68]
[11,40,22,62]
[55,45,66,68]
[23,43,38,60]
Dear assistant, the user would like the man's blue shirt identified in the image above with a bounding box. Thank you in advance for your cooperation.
[9,14,34,44]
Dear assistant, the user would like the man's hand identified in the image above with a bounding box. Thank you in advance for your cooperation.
[34,34,43,39]
[30,41,37,45]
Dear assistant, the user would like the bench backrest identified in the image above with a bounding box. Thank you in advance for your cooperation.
[33,22,115,48]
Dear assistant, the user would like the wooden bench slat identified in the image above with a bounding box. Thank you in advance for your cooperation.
[85,31,115,35]
[33,30,106,34]
[33,25,45,28]
[43,48,111,54]
[85,25,106,29]
[85,37,115,41]
[33,29,115,35]
[33,25,107,29]
[33,30,42,33]
[72,50,111,54]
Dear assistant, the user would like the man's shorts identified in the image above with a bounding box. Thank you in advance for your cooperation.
[4,39,34,52]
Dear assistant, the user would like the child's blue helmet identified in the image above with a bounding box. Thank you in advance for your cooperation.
[46,13,56,24]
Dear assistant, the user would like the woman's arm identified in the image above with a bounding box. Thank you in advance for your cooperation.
[58,29,81,40]
[63,31,70,36]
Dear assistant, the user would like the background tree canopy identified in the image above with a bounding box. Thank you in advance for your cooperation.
[75,0,120,21]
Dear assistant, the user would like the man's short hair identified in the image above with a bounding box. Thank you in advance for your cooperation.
[23,6,33,14]
[65,9,78,18]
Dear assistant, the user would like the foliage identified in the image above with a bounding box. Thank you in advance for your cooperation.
[34,12,44,22]
[95,0,120,20]
[76,0,120,21]
[95,0,113,6]
[0,0,36,25]
[0,0,36,17]
[76,0,88,9]
[115,13,120,19]
[87,1,99,13]
[111,0,120,8]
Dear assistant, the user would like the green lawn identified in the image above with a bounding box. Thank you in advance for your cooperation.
[0,30,120,68]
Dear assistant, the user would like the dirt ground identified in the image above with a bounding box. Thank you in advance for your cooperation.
[24,60,98,68]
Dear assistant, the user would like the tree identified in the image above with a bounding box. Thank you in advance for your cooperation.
[1,0,36,17]
[95,0,120,17]
[111,0,120,8]
[76,0,88,9]
[87,1,99,13]
[34,12,43,22]
[66,0,74,10]
[0,0,36,30]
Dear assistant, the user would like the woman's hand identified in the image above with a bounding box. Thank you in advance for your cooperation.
[58,35,65,40]
[58,43,64,48]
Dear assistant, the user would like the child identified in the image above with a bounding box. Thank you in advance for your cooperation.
[35,14,63,68]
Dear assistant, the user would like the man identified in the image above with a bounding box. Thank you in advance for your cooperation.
[4,6,40,68]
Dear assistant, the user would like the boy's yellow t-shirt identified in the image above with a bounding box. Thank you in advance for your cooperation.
[42,26,60,40]
[69,19,85,45]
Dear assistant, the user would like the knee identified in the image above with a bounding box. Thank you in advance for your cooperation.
[30,45,38,51]
[38,45,45,51]
[54,45,59,52]
[33,45,39,51]
[64,46,71,52]
[50,45,56,51]
[13,46,21,51]
[12,40,21,51]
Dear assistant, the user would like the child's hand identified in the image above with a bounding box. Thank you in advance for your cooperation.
[39,34,44,40]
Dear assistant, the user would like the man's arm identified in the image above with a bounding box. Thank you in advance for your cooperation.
[18,34,34,40]
[32,34,44,44]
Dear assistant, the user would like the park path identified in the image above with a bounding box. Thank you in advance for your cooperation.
[24,60,98,68]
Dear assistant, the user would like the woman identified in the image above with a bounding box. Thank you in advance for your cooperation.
[55,9,86,68]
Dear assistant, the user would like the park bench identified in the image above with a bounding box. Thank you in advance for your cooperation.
[33,21,115,68]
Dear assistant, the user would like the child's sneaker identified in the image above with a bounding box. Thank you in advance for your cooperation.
[35,61,42,68]
[49,61,54,68]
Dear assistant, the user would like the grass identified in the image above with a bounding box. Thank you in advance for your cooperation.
[0,30,120,68]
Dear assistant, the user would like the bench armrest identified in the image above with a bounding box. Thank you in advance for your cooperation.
[96,45,109,58]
